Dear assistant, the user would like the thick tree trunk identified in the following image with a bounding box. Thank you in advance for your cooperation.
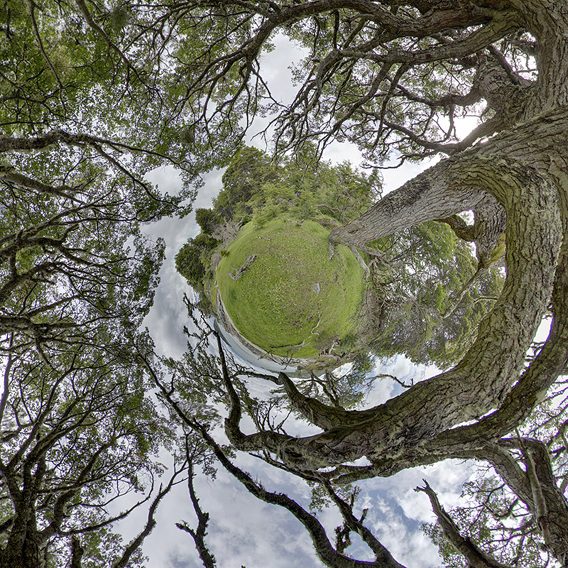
[329,172,487,248]
[212,2,568,565]
[217,14,568,567]
[226,109,567,473]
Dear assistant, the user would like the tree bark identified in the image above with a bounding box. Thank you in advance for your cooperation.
[480,439,568,566]
[225,110,565,471]
[416,481,511,568]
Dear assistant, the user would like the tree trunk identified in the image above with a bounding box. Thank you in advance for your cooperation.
[214,3,568,550]
[226,108,567,473]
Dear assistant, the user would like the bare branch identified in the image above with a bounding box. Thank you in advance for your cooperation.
[176,455,216,568]
[112,469,183,568]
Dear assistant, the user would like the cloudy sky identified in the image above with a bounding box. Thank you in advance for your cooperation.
[126,35,485,568]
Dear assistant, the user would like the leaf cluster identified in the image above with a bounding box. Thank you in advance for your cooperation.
[365,220,505,368]
[176,144,381,293]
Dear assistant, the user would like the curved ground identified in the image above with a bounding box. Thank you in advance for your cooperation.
[215,218,365,358]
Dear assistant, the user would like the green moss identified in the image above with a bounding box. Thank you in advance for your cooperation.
[215,218,365,358]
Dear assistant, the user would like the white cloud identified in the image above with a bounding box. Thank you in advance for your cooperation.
[363,375,395,407]
[142,455,323,568]
[141,166,225,359]
[322,141,364,167]
[386,460,474,524]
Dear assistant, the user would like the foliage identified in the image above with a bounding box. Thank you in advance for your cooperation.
[368,221,505,368]
[423,380,568,568]
[0,144,180,563]
[199,144,380,231]
[271,352,378,412]
[176,234,219,287]
[160,1,568,566]
[0,150,167,355]
[176,145,380,317]
[212,147,281,222]
[0,146,180,565]
[245,152,381,228]
[195,208,219,235]
[0,2,207,565]
[422,473,551,568]
[0,340,175,568]
[4,0,568,567]
[176,243,207,286]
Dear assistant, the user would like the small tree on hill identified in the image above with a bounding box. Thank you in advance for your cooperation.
[195,209,219,235]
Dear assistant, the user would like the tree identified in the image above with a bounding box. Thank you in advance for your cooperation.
[176,234,219,287]
[166,0,568,480]
[148,307,568,568]
[5,0,568,566]
[366,220,505,368]
[176,145,380,291]
[244,148,381,226]
[212,146,281,222]
[181,143,503,368]
[195,209,219,235]
[0,3,206,566]
[422,376,568,567]
[159,1,568,566]
[0,335,186,568]
[0,136,187,566]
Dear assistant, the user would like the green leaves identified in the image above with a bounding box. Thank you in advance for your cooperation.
[367,220,505,368]
[0,3,211,565]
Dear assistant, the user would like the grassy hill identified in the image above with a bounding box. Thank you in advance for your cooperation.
[215,218,365,359]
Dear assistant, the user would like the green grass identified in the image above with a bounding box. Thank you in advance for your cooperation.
[215,218,365,358]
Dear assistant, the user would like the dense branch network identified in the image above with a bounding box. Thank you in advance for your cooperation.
[168,0,542,162]
[152,2,568,565]
[144,310,568,567]
[4,0,568,566]
[0,3,203,565]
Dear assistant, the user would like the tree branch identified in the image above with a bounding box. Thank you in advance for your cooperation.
[112,469,183,568]
[176,457,216,568]
[416,480,511,568]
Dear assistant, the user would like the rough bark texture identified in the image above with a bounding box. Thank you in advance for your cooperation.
[163,0,568,565]
[227,139,564,472]
[220,0,568,498]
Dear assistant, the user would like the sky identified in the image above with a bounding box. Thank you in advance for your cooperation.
[126,34,487,568]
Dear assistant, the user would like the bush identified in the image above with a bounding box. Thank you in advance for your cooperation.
[192,233,219,248]
[175,243,205,286]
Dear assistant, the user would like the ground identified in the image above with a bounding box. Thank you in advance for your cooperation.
[215,218,365,358]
